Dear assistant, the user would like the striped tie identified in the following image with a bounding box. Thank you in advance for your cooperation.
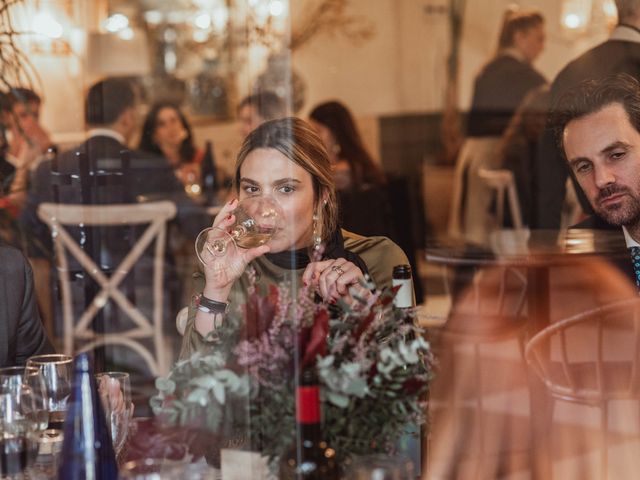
[631,247,640,291]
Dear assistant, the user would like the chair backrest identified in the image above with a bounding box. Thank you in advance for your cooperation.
[525,298,640,404]
[478,168,523,230]
[37,201,177,375]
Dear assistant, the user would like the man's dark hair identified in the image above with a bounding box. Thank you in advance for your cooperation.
[615,0,640,22]
[551,73,640,158]
[2,87,41,112]
[85,78,136,126]
[237,91,286,121]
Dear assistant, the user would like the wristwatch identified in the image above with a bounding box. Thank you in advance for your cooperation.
[194,293,229,315]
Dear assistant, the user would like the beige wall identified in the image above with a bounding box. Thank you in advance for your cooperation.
[30,0,612,159]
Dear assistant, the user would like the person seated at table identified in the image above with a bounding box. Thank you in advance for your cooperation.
[552,73,640,284]
[237,91,286,138]
[0,243,53,367]
[139,102,204,190]
[308,100,395,236]
[20,77,203,259]
[181,117,410,356]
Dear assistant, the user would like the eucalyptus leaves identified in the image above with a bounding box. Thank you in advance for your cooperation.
[150,276,434,464]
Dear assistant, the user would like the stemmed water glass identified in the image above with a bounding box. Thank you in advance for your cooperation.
[95,372,133,457]
[0,367,48,434]
[195,196,284,266]
[0,368,44,478]
[26,355,73,431]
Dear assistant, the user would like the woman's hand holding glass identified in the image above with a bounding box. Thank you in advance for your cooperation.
[196,198,277,294]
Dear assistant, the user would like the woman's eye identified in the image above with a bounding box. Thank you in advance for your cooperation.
[278,185,295,194]
[243,185,260,194]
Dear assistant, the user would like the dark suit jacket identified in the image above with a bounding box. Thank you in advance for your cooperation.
[535,39,640,228]
[0,245,53,367]
[571,215,635,284]
[467,55,547,137]
[20,135,205,258]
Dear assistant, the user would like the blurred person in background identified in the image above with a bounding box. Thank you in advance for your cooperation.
[237,91,286,138]
[309,100,425,300]
[498,85,551,227]
[449,6,547,243]
[139,102,204,191]
[0,89,53,245]
[309,100,387,192]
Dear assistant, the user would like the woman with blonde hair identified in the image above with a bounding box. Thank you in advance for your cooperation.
[181,117,409,356]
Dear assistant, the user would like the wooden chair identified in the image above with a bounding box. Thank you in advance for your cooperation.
[427,260,530,478]
[525,298,640,480]
[37,201,177,376]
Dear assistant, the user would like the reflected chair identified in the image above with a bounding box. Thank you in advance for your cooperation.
[37,201,177,376]
[525,298,640,480]
[427,260,530,478]
[478,168,524,230]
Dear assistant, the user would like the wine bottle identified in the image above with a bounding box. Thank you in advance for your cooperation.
[201,140,217,204]
[392,264,413,309]
[280,368,340,479]
[58,353,118,480]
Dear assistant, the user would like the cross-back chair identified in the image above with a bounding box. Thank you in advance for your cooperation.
[37,200,177,376]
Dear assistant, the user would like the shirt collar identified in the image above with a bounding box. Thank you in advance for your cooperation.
[610,24,640,43]
[501,47,527,63]
[87,128,126,145]
[622,226,640,247]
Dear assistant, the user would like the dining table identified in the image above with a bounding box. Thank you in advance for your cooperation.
[425,227,630,479]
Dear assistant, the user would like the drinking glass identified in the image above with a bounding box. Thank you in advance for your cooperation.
[0,367,48,434]
[26,355,73,430]
[95,372,132,456]
[195,196,284,266]
[0,392,40,478]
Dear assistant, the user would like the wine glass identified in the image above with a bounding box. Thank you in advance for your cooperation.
[0,367,48,434]
[195,196,284,266]
[95,372,133,456]
[0,387,40,478]
[26,355,73,431]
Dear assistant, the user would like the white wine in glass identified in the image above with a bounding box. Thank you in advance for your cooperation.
[195,196,284,265]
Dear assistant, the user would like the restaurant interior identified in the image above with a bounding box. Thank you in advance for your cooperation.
[1,0,639,478]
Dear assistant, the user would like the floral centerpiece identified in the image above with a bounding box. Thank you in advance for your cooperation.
[150,269,434,468]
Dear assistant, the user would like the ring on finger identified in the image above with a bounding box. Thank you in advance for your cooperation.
[331,265,345,276]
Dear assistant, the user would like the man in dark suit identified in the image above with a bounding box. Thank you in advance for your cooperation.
[551,74,640,284]
[19,78,205,372]
[20,77,203,255]
[0,244,52,367]
[535,0,640,229]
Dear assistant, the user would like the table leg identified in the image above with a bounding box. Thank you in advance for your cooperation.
[527,266,553,480]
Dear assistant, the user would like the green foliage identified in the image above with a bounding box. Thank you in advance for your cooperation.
[151,283,434,464]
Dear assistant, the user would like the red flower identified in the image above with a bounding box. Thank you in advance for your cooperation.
[243,284,279,341]
[299,307,329,368]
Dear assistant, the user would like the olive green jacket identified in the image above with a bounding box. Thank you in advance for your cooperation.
[179,230,410,358]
